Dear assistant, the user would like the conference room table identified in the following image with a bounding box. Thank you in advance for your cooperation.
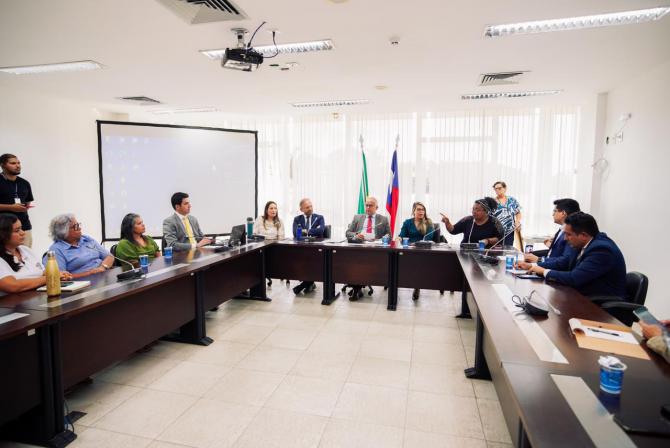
[1,238,669,448]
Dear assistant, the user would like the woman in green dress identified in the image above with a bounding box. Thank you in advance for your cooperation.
[115,213,160,265]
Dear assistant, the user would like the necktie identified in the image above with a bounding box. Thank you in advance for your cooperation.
[366,215,373,233]
[547,229,561,257]
[182,217,196,245]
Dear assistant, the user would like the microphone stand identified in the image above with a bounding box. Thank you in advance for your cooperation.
[114,256,145,281]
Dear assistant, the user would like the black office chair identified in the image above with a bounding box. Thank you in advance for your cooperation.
[323,225,331,239]
[110,244,122,267]
[598,272,649,326]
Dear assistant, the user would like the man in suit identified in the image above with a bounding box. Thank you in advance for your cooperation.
[162,192,212,252]
[292,198,326,294]
[346,196,391,241]
[520,198,580,269]
[292,197,326,239]
[527,212,627,300]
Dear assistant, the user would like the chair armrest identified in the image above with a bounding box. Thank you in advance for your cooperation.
[600,302,644,312]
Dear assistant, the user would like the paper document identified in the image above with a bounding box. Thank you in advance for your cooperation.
[508,269,528,274]
[569,318,638,344]
[37,281,91,293]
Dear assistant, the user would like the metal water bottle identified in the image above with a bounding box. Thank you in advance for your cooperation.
[45,251,61,296]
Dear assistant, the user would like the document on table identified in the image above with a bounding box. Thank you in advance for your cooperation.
[569,318,638,344]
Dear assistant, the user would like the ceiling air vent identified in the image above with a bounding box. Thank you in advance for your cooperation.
[479,71,527,86]
[156,0,248,24]
[117,96,162,106]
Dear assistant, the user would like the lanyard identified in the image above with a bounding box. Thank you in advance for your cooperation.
[1,173,18,197]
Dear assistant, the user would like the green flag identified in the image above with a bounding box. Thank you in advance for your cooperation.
[357,149,369,214]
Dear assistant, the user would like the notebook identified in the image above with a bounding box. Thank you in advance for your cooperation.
[38,281,91,293]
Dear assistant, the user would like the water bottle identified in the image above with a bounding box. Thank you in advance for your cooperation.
[296,223,303,241]
[45,251,61,296]
[246,217,254,243]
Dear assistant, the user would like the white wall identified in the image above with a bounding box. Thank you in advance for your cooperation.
[0,90,111,254]
[594,60,670,317]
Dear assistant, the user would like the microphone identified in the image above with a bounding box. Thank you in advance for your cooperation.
[112,255,145,281]
[485,222,521,255]
[415,225,439,248]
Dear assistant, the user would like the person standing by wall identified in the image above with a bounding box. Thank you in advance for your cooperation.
[492,181,521,248]
[0,154,34,247]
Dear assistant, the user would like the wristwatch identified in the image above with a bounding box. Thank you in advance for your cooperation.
[101,263,111,270]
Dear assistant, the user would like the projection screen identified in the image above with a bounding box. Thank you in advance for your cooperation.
[97,121,257,241]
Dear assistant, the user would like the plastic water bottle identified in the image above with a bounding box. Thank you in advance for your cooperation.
[296,223,303,241]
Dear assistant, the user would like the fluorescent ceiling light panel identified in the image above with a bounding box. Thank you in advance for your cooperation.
[461,90,562,100]
[291,99,369,108]
[152,107,219,114]
[0,60,103,75]
[485,7,670,37]
[200,39,334,59]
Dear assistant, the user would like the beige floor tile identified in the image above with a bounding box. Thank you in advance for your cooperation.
[291,351,357,382]
[460,329,477,348]
[414,311,460,328]
[216,322,275,344]
[235,408,327,448]
[372,308,415,325]
[69,427,152,448]
[413,325,462,344]
[93,389,197,439]
[147,441,195,448]
[95,355,180,387]
[486,443,513,448]
[266,375,344,417]
[261,327,319,350]
[406,391,484,439]
[332,383,407,428]
[321,318,370,335]
[237,346,303,374]
[366,322,413,340]
[457,318,476,331]
[143,341,203,361]
[307,332,363,356]
[291,301,338,317]
[278,314,329,331]
[403,429,487,448]
[472,380,499,401]
[319,419,403,448]
[347,356,410,389]
[66,381,142,426]
[477,399,512,444]
[465,345,476,367]
[409,363,474,397]
[359,336,412,362]
[332,303,378,321]
[185,341,255,367]
[240,311,287,327]
[206,368,284,406]
[147,361,230,397]
[412,342,467,367]
[157,399,259,448]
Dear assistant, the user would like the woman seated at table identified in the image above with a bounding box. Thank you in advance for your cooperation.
[441,197,504,247]
[254,201,285,240]
[115,213,161,265]
[398,202,434,300]
[0,213,71,295]
[45,214,114,279]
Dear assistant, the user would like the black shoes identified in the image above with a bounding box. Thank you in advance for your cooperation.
[293,282,316,295]
[412,288,420,301]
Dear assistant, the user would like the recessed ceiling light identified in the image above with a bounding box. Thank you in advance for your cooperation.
[484,7,670,37]
[0,60,103,75]
[152,107,219,114]
[291,99,370,108]
[461,90,562,100]
[200,39,334,59]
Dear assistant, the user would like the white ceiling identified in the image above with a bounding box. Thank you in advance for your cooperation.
[0,0,669,115]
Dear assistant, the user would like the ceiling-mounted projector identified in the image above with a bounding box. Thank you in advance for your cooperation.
[222,28,263,72]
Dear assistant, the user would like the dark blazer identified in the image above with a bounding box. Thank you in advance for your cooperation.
[292,213,326,238]
[399,218,437,243]
[545,232,627,298]
[538,230,576,269]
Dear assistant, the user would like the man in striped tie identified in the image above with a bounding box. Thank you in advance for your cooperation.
[162,192,212,252]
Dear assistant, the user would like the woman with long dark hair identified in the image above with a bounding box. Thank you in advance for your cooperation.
[253,201,285,240]
[398,202,435,300]
[0,213,71,294]
[115,213,161,264]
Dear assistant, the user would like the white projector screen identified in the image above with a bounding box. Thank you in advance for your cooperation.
[98,121,257,241]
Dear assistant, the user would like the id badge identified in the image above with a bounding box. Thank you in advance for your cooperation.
[14,197,21,204]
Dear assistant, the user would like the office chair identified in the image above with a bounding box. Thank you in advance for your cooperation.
[110,244,122,266]
[596,272,649,326]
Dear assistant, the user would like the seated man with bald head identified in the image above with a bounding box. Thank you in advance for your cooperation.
[291,198,326,294]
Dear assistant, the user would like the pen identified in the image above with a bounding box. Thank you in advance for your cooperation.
[588,327,620,337]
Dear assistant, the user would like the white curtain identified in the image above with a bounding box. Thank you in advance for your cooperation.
[219,106,582,241]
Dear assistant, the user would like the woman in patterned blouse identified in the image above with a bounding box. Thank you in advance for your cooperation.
[492,181,522,247]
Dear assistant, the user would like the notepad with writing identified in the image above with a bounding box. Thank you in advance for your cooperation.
[37,281,91,293]
[569,318,650,360]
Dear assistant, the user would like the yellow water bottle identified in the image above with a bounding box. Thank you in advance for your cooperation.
[45,251,61,296]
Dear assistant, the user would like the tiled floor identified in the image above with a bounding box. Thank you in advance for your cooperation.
[1,283,512,448]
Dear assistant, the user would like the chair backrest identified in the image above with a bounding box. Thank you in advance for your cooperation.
[625,271,648,305]
[432,223,441,243]
[110,244,122,267]
[323,225,331,239]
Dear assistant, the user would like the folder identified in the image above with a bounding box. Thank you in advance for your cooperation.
[569,318,650,360]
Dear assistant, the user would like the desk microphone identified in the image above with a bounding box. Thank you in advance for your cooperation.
[415,226,438,248]
[485,223,521,255]
[113,256,145,281]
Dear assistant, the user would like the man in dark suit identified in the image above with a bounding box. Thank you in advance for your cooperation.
[292,198,326,294]
[522,198,580,269]
[527,212,627,300]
